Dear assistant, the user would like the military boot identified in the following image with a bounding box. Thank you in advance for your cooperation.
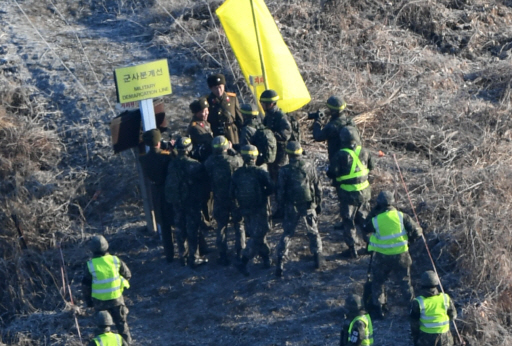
[349,246,358,259]
[314,252,325,269]
[236,256,250,277]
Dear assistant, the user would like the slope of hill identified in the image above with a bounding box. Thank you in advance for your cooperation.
[0,0,511,345]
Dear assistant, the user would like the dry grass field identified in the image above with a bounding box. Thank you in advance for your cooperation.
[0,0,511,345]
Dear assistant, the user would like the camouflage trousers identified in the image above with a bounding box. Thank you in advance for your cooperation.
[241,207,270,261]
[339,201,368,250]
[268,143,288,182]
[371,252,414,307]
[151,184,174,262]
[173,205,202,262]
[214,203,245,258]
[413,331,454,346]
[276,204,322,266]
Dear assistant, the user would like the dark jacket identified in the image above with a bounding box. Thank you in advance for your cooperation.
[207,92,244,144]
[138,148,171,186]
[277,157,322,209]
[204,150,243,206]
[313,114,356,163]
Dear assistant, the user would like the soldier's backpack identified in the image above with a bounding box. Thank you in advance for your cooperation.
[288,113,302,143]
[252,126,277,166]
[234,167,265,209]
[285,160,312,204]
[165,159,189,207]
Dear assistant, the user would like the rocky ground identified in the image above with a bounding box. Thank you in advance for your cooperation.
[1,0,511,345]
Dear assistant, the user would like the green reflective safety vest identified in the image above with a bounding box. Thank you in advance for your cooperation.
[416,294,451,334]
[93,332,122,346]
[87,255,130,301]
[368,210,409,255]
[348,314,374,345]
[336,146,369,192]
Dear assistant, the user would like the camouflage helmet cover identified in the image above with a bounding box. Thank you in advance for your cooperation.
[90,235,109,253]
[96,310,114,326]
[212,135,229,152]
[339,126,361,148]
[421,270,440,288]
[326,96,347,112]
[240,103,259,117]
[376,191,395,207]
[241,144,259,160]
[345,294,364,312]
[176,137,193,151]
[260,89,279,103]
[286,141,303,156]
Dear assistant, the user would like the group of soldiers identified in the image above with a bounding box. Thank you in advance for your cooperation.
[82,74,458,345]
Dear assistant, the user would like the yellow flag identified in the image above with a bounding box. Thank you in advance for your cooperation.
[216,0,310,113]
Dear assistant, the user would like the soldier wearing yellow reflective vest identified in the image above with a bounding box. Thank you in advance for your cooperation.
[83,235,132,344]
[410,271,456,346]
[364,190,423,319]
[340,294,374,346]
[87,310,128,346]
[327,126,374,258]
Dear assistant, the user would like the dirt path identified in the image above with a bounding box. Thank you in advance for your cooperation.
[1,2,416,345]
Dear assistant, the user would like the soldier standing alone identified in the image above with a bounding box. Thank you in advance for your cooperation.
[231,145,274,276]
[204,136,245,265]
[365,190,423,318]
[206,73,244,145]
[275,141,324,277]
[82,235,132,344]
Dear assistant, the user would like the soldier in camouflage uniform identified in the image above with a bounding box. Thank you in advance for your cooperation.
[206,73,244,145]
[204,136,245,265]
[139,129,175,263]
[188,97,214,163]
[313,96,358,163]
[82,236,132,344]
[410,271,456,346]
[165,137,209,268]
[365,191,423,318]
[340,294,374,346]
[88,311,129,346]
[275,141,324,277]
[231,145,274,276]
[260,89,292,181]
[327,126,374,258]
[239,103,262,147]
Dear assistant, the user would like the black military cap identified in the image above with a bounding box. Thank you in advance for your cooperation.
[240,103,259,117]
[285,141,303,156]
[260,89,279,103]
[326,96,346,111]
[142,129,161,147]
[189,97,209,113]
[207,73,226,88]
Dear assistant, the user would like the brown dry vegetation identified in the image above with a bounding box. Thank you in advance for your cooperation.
[1,0,512,345]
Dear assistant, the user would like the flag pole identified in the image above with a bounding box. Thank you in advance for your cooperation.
[250,0,269,90]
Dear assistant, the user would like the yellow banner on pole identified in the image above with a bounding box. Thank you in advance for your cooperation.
[216,0,310,113]
[114,59,172,103]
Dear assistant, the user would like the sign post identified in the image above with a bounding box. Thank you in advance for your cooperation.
[114,59,173,233]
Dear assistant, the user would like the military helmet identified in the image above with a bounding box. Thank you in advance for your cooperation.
[212,135,229,152]
[90,235,108,253]
[142,129,161,147]
[240,103,259,117]
[285,141,303,156]
[339,126,361,149]
[189,97,209,114]
[260,89,279,103]
[326,96,347,112]
[421,270,440,288]
[241,144,259,160]
[176,137,193,151]
[376,191,395,207]
[207,73,226,88]
[345,294,364,313]
[96,310,114,327]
